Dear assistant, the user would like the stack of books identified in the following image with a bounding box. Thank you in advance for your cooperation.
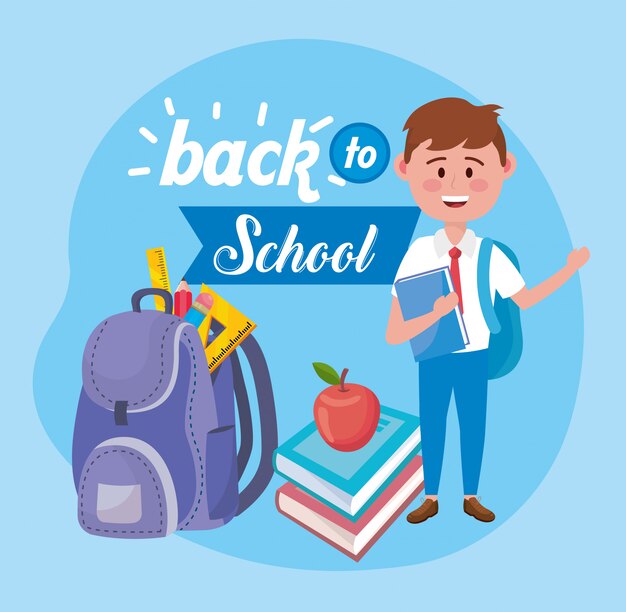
[273,406,423,561]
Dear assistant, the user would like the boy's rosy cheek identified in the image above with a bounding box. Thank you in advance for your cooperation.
[470,178,489,192]
[422,179,441,192]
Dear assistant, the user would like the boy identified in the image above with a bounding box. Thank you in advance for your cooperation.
[386,98,589,523]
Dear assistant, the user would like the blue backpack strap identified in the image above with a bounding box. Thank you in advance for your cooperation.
[477,238,501,334]
[230,350,253,479]
[235,334,278,515]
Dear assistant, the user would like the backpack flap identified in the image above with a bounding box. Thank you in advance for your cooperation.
[82,308,188,415]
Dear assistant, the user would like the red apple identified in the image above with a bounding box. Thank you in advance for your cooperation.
[313,365,380,452]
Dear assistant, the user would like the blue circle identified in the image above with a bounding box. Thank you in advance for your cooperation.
[330,122,390,183]
[34,40,582,571]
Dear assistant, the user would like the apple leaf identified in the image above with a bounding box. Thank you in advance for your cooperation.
[312,362,341,386]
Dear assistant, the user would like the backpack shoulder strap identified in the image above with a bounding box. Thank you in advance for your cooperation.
[234,334,278,515]
[230,350,253,479]
[477,238,501,334]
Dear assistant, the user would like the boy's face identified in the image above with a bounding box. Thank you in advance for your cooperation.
[394,141,516,222]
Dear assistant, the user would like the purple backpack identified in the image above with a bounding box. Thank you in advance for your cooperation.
[72,288,277,538]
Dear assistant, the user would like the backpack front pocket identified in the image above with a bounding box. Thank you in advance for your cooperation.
[77,437,178,538]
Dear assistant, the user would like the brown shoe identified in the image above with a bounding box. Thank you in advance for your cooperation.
[406,498,439,524]
[463,497,495,522]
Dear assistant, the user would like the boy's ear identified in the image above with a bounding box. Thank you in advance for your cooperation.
[394,153,408,181]
[503,152,517,179]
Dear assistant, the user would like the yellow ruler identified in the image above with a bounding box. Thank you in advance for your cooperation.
[198,284,256,372]
[146,247,171,311]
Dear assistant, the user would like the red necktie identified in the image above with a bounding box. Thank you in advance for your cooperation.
[448,247,463,314]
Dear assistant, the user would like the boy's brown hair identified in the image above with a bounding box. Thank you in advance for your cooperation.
[403,98,507,166]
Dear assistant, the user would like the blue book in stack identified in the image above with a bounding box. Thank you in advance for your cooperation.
[394,266,469,361]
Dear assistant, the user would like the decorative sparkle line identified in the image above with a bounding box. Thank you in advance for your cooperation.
[256,102,267,127]
[309,115,334,133]
[139,127,158,144]
[257,102,268,127]
[164,97,175,116]
[328,174,346,187]
[128,167,151,177]
[212,102,221,120]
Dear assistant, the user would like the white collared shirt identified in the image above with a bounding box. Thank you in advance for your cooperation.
[391,229,526,352]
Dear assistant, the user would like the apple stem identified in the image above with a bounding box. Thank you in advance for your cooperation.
[339,368,349,392]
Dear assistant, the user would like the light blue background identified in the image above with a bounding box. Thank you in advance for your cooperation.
[3,0,623,608]
[32,38,582,570]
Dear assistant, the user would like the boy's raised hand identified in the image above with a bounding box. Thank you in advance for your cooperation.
[567,247,590,271]
[433,292,459,318]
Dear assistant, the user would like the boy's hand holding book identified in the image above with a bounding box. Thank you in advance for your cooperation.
[433,292,459,319]
[387,269,468,351]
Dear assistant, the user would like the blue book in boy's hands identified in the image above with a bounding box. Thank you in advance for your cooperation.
[394,267,469,361]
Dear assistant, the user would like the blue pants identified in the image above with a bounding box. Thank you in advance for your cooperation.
[419,349,488,496]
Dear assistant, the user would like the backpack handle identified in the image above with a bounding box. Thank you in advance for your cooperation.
[232,334,278,516]
[477,238,501,334]
[131,288,173,315]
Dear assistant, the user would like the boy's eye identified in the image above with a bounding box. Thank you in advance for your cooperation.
[466,167,473,178]
[437,167,445,178]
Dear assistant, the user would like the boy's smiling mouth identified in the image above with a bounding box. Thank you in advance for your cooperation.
[442,195,469,208]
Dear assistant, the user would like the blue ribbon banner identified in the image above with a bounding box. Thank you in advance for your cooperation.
[180,206,420,285]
